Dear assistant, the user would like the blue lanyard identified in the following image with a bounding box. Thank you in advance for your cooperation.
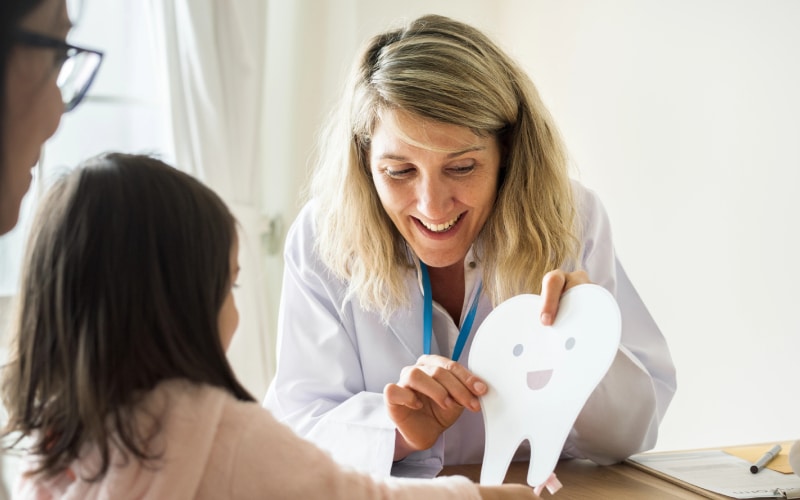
[420,262,483,362]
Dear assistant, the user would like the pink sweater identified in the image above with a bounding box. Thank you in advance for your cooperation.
[15,379,480,499]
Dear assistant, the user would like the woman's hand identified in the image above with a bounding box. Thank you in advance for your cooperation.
[539,269,591,326]
[383,354,488,460]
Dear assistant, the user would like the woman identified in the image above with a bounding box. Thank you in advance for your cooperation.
[264,14,677,478]
[2,153,534,499]
[0,0,102,235]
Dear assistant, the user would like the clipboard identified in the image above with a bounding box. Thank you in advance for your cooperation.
[627,447,800,499]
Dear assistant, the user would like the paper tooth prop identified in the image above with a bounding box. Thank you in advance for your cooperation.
[468,284,621,489]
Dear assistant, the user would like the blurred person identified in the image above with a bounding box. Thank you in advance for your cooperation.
[0,0,102,235]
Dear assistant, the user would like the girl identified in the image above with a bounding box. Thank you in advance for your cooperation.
[1,153,535,499]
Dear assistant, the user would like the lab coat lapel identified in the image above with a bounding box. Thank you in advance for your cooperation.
[384,271,444,361]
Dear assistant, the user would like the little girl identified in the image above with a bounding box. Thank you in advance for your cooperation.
[1,153,535,499]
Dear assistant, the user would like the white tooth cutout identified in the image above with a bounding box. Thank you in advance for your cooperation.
[467,284,621,488]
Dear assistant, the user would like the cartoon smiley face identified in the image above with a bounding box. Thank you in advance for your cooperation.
[512,337,577,391]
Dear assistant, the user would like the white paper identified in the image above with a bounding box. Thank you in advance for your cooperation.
[629,450,800,499]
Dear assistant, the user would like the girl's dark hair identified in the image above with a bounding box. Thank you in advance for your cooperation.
[1,152,254,480]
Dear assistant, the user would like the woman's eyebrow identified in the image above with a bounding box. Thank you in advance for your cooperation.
[377,153,408,161]
[446,146,485,158]
[377,146,486,162]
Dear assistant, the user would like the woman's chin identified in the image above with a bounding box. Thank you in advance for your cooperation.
[413,250,468,270]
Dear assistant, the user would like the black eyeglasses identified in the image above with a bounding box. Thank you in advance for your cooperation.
[13,30,104,112]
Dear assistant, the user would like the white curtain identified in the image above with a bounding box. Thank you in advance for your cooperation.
[149,0,274,397]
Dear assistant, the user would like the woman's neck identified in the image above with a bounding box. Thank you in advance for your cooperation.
[426,261,465,325]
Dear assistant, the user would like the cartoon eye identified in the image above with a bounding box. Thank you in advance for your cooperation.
[565,337,576,350]
[513,344,524,356]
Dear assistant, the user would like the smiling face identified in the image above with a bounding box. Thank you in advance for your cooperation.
[369,109,502,270]
[1,0,69,234]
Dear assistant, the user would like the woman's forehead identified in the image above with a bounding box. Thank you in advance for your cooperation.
[372,108,490,155]
[19,0,71,36]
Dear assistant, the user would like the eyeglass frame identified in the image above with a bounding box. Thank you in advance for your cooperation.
[12,29,104,113]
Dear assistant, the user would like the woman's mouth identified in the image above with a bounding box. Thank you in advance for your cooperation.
[418,213,463,233]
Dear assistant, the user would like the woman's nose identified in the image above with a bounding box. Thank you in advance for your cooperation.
[416,175,453,218]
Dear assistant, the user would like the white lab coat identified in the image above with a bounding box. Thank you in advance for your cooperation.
[264,181,677,478]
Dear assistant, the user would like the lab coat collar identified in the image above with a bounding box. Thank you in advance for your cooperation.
[408,245,480,294]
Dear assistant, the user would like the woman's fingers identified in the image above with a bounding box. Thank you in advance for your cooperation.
[540,270,591,326]
[384,382,422,410]
[399,355,486,411]
[539,270,566,326]
[415,354,487,396]
[385,359,489,456]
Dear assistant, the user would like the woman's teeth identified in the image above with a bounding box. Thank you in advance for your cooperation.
[421,215,460,233]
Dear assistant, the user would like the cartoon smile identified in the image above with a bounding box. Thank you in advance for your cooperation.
[527,369,554,390]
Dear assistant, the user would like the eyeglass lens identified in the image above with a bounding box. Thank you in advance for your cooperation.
[57,49,102,112]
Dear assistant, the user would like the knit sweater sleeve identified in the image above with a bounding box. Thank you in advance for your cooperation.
[224,401,481,500]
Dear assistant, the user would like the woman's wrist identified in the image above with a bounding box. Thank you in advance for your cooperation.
[393,429,417,461]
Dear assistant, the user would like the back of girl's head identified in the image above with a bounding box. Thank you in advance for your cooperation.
[2,152,253,478]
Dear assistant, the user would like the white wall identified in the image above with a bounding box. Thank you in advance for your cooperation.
[498,0,800,451]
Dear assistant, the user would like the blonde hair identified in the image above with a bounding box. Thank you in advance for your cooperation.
[311,14,579,321]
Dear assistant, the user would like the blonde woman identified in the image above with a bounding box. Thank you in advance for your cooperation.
[265,14,676,478]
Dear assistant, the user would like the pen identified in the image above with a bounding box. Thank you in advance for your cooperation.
[750,444,782,474]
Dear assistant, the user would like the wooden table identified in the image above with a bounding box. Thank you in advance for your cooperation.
[440,459,714,499]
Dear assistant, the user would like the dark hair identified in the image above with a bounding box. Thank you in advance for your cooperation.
[1,152,254,480]
[1,0,47,175]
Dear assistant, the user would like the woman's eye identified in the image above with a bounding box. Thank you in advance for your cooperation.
[383,166,414,179]
[448,163,475,175]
